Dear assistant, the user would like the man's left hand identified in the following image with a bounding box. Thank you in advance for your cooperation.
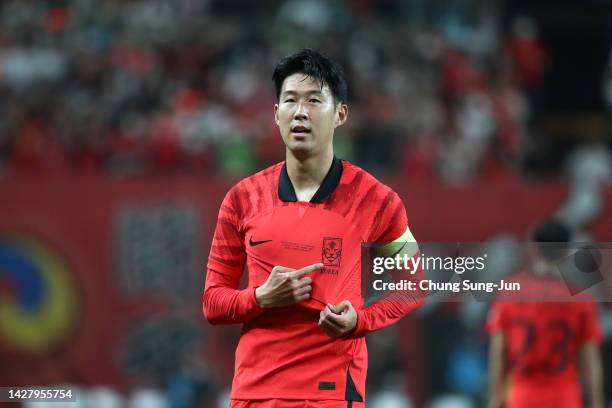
[318,300,357,337]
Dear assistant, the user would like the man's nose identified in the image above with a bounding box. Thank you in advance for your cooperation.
[293,102,308,120]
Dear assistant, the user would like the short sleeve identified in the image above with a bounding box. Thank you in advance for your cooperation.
[577,302,603,345]
[486,302,510,333]
[207,188,246,277]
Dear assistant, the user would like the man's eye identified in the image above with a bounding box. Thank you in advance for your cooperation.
[309,99,321,103]
[284,99,295,103]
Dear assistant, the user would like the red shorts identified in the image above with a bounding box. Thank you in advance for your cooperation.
[230,400,365,408]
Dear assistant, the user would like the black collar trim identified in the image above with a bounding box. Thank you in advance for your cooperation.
[278,157,343,203]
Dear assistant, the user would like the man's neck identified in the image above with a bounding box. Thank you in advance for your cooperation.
[285,149,334,202]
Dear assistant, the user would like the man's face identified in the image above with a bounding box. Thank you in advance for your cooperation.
[275,73,347,157]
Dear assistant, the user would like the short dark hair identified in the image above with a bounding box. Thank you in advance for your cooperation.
[272,48,348,104]
[532,219,572,261]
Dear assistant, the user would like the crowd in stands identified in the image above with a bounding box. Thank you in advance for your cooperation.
[0,0,586,183]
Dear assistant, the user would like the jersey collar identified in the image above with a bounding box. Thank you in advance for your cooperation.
[278,156,343,203]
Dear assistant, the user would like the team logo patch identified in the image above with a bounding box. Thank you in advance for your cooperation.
[322,237,342,266]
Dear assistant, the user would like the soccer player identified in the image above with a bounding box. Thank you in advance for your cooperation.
[203,49,424,407]
[486,220,603,408]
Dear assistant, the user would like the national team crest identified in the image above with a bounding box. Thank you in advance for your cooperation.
[322,237,342,266]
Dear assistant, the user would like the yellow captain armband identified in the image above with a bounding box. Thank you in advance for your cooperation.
[376,226,419,258]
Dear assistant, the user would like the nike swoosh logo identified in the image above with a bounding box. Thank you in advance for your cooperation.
[249,237,272,247]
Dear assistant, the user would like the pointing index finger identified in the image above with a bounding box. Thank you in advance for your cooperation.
[289,263,324,279]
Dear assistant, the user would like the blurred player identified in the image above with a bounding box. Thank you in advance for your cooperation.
[203,49,424,407]
[487,220,603,408]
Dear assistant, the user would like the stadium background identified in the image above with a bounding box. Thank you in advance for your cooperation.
[0,0,611,407]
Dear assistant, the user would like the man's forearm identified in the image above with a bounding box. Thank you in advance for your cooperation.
[488,375,505,408]
[203,269,263,325]
[353,294,425,336]
[580,343,604,408]
[488,332,506,408]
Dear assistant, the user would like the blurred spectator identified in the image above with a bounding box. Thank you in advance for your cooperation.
[507,15,547,92]
[557,144,612,227]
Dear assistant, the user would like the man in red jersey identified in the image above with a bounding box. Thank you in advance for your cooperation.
[203,49,424,407]
[487,220,603,408]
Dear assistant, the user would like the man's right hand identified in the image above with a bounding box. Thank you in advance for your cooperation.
[255,263,323,308]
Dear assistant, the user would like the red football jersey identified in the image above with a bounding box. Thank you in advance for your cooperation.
[487,279,602,408]
[204,158,423,402]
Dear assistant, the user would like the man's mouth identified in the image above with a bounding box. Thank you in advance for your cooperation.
[290,125,311,135]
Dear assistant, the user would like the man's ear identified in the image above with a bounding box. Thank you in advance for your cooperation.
[334,104,348,128]
[274,104,280,126]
